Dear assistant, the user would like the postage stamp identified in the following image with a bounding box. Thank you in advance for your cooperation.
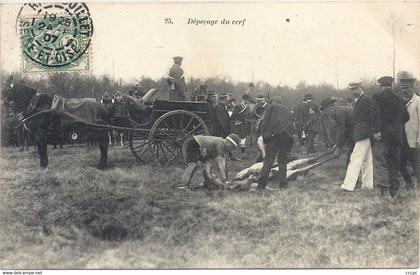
[16,3,93,73]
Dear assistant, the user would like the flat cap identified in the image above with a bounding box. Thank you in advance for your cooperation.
[219,93,230,99]
[348,82,362,90]
[303,93,313,101]
[242,94,257,104]
[378,76,394,87]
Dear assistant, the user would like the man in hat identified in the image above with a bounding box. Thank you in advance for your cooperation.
[320,97,353,163]
[245,83,256,96]
[101,91,115,145]
[303,94,320,153]
[167,56,187,101]
[231,94,257,153]
[133,84,145,98]
[218,93,231,107]
[257,96,294,190]
[340,82,381,192]
[255,94,268,161]
[295,96,310,146]
[181,133,241,189]
[372,76,409,197]
[399,77,419,190]
[208,91,231,138]
[112,91,130,147]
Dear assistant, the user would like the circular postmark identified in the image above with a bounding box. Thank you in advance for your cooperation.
[17,3,93,69]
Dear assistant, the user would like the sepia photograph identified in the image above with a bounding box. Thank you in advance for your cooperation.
[0,0,419,271]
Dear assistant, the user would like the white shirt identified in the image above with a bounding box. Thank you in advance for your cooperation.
[405,93,420,148]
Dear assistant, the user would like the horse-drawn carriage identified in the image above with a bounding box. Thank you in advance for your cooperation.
[3,82,218,168]
[125,98,212,165]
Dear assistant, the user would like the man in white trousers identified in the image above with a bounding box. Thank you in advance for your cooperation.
[340,82,381,192]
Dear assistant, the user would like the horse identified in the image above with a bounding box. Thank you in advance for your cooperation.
[3,82,110,169]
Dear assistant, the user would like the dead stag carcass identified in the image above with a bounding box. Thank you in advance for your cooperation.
[227,151,335,191]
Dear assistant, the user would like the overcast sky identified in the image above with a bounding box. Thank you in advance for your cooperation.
[1,1,419,87]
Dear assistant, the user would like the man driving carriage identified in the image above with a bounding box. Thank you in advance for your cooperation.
[167,56,187,101]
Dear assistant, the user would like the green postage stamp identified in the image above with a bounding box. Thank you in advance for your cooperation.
[17,3,93,73]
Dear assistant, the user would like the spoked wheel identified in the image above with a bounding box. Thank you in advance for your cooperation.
[148,110,209,166]
[128,130,152,164]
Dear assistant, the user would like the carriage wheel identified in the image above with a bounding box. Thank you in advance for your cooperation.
[148,110,209,165]
[128,130,152,164]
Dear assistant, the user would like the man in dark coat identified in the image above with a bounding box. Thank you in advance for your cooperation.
[341,82,381,192]
[231,94,256,153]
[208,92,231,138]
[399,77,420,190]
[373,76,410,197]
[257,96,294,190]
[167,56,187,101]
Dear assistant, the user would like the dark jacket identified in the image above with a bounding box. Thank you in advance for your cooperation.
[168,64,186,94]
[211,103,231,138]
[333,106,353,149]
[373,88,410,145]
[352,93,380,142]
[231,103,249,138]
[260,102,294,141]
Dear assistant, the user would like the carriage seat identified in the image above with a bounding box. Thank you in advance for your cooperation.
[141,88,159,105]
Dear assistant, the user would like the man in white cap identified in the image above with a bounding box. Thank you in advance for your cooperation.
[181,133,241,189]
[167,56,187,101]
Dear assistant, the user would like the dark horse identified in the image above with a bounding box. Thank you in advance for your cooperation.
[3,82,110,169]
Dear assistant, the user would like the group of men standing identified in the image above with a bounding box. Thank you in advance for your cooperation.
[321,77,418,198]
[181,76,419,198]
[166,56,419,196]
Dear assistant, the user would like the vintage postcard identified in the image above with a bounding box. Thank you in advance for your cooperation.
[0,1,419,272]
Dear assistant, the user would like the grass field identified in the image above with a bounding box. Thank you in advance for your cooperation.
[0,144,418,269]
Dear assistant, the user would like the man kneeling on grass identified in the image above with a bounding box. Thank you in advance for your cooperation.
[181,133,241,189]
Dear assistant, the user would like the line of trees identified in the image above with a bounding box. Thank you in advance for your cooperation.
[1,70,417,107]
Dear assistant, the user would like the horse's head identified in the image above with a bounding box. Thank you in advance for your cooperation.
[3,82,38,116]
